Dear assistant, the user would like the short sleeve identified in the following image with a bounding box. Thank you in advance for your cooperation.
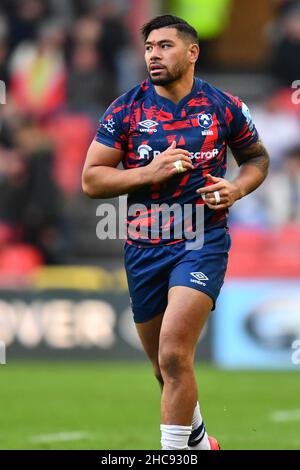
[225,94,259,149]
[95,99,129,151]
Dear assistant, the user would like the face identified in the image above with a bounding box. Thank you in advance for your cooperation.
[144,27,198,86]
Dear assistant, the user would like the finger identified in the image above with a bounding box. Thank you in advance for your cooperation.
[170,154,193,164]
[196,181,225,193]
[170,161,193,175]
[170,166,187,176]
[168,140,177,150]
[206,202,229,211]
[204,193,229,204]
[181,161,194,170]
[206,174,222,183]
[205,195,228,204]
[174,161,194,172]
[205,199,228,207]
[168,148,191,157]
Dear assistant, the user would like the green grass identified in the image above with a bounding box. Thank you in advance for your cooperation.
[0,361,299,450]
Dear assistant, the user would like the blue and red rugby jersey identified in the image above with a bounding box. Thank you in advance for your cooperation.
[95,77,259,247]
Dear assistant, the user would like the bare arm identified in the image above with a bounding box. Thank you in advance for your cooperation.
[82,140,193,199]
[231,139,270,198]
[82,141,149,198]
[197,140,269,210]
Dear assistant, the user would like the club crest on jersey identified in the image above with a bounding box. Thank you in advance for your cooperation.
[138,120,159,133]
[198,113,214,135]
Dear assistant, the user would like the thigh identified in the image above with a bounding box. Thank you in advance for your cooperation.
[159,286,213,358]
[135,312,164,366]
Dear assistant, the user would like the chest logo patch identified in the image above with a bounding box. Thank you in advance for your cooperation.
[198,113,213,129]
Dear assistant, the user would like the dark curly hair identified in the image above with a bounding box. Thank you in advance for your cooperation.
[141,14,198,43]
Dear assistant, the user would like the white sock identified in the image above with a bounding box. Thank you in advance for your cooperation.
[161,424,192,450]
[188,402,211,450]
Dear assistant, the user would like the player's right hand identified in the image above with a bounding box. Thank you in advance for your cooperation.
[143,141,193,185]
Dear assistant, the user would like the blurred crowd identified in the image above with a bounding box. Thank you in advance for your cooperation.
[230,0,300,227]
[0,0,142,271]
[0,0,299,275]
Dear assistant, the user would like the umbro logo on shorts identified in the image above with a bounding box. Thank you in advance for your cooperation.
[190,272,209,281]
[190,272,209,286]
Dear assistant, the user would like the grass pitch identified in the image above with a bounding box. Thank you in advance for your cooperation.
[0,361,299,450]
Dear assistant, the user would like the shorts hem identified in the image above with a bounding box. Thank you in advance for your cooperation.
[133,305,167,324]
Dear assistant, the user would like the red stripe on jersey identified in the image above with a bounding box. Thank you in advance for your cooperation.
[171,173,190,197]
[167,135,178,145]
[187,96,210,107]
[163,121,192,130]
[225,106,233,125]
[113,104,128,114]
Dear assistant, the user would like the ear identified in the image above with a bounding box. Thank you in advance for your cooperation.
[188,43,200,64]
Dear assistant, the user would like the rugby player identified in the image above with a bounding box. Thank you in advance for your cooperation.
[82,15,269,450]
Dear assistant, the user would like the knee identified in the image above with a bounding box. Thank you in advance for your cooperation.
[153,367,164,388]
[159,346,191,380]
[148,359,163,387]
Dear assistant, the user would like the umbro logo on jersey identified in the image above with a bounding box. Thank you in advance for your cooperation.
[138,120,159,133]
[190,272,209,286]
[190,272,209,281]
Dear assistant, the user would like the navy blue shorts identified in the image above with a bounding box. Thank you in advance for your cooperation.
[124,227,231,323]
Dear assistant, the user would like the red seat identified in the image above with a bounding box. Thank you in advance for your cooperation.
[228,225,300,277]
[45,114,94,195]
[0,244,43,275]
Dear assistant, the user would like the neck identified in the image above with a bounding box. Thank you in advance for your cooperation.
[154,71,195,104]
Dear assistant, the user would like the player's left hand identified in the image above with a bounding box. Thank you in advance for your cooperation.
[196,174,242,210]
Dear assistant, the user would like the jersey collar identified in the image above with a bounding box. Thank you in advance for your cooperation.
[148,77,203,115]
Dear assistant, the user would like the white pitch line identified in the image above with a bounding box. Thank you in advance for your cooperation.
[30,431,93,443]
[270,409,300,422]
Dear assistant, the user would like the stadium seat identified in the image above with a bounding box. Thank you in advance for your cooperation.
[228,225,300,277]
[45,114,94,195]
[0,223,15,248]
[0,244,44,275]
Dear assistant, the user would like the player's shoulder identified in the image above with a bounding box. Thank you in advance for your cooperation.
[200,79,243,109]
[109,79,152,112]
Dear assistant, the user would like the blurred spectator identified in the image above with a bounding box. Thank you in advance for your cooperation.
[47,0,74,23]
[251,94,300,169]
[226,155,268,228]
[93,0,138,92]
[7,0,47,53]
[0,39,9,86]
[0,120,67,264]
[269,3,300,86]
[273,14,300,86]
[9,20,67,117]
[0,12,9,85]
[0,12,8,41]
[67,43,114,118]
[263,146,300,226]
[71,15,102,49]
[268,0,299,35]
